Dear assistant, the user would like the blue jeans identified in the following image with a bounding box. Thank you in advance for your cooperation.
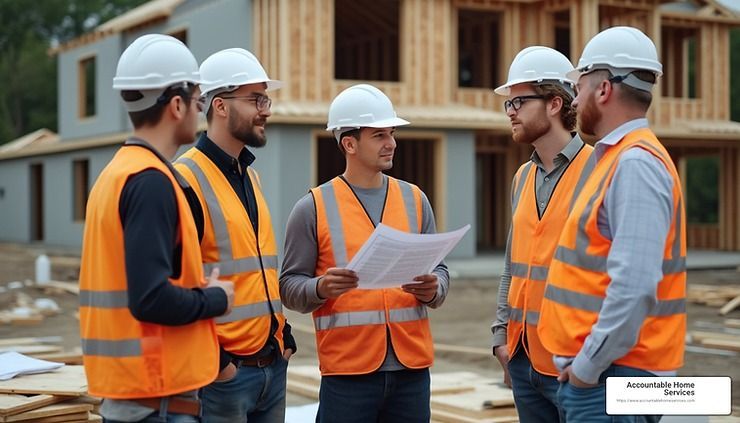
[316,369,430,423]
[104,411,198,423]
[558,364,662,423]
[508,348,563,423]
[200,356,288,423]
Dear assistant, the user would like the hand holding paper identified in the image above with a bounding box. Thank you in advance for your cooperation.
[345,223,470,289]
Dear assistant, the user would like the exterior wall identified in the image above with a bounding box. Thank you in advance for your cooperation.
[442,129,476,258]
[125,0,253,63]
[0,160,30,242]
[0,145,120,247]
[58,34,126,141]
[250,124,315,258]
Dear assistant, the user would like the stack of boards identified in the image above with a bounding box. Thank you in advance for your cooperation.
[0,366,101,423]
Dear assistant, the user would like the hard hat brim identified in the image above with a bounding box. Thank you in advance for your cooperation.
[326,116,409,131]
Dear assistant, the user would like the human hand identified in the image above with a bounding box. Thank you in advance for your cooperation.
[215,362,237,382]
[317,268,358,299]
[401,274,438,303]
[492,345,512,388]
[557,365,598,388]
[205,267,234,314]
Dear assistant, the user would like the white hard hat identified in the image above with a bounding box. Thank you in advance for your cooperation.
[494,46,575,96]
[326,84,409,141]
[567,26,662,92]
[113,34,200,111]
[199,48,281,113]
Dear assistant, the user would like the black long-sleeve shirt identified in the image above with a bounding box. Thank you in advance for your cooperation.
[195,134,296,368]
[119,165,228,325]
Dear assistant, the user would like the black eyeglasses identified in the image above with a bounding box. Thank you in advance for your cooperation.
[504,95,545,113]
[219,94,272,112]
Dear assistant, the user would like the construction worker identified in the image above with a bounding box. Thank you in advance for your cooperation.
[490,46,594,423]
[173,48,296,423]
[538,26,687,422]
[79,34,234,423]
[280,84,450,423]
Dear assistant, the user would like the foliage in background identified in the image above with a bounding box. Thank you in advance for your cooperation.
[686,156,720,224]
[0,0,146,144]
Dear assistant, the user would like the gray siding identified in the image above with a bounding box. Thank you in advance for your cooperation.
[125,0,253,63]
[0,146,121,247]
[443,130,476,258]
[0,160,30,242]
[250,125,315,257]
[58,34,126,140]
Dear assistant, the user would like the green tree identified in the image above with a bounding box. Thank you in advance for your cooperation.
[0,0,147,144]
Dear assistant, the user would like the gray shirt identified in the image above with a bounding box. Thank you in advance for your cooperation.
[491,135,585,349]
[554,118,677,384]
[280,174,450,371]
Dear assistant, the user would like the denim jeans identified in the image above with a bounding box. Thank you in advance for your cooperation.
[558,364,662,423]
[508,348,563,423]
[103,411,198,423]
[316,368,430,423]
[200,356,288,423]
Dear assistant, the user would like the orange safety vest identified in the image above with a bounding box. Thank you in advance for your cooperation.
[175,148,286,355]
[79,145,219,399]
[311,176,434,375]
[539,128,686,371]
[507,140,594,376]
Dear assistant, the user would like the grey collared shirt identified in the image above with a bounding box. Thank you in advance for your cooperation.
[531,136,586,216]
[491,135,585,349]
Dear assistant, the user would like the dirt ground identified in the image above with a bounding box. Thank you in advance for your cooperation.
[0,242,738,416]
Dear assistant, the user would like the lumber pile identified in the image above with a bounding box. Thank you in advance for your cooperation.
[0,338,81,365]
[688,329,740,353]
[0,366,101,422]
[688,284,740,314]
[287,366,519,422]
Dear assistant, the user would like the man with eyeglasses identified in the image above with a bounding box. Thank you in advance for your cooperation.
[491,46,594,423]
[80,34,235,422]
[538,27,686,423]
[174,48,296,423]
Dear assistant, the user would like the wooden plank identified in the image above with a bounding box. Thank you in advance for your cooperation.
[689,330,739,342]
[38,282,79,295]
[432,407,518,423]
[286,379,319,400]
[699,338,740,352]
[14,411,89,423]
[719,294,740,316]
[0,339,61,348]
[29,352,82,366]
[432,387,517,419]
[0,395,64,418]
[725,318,740,329]
[4,401,92,422]
[0,367,86,396]
[0,346,61,356]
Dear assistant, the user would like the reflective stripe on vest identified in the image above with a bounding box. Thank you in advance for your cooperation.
[510,262,549,281]
[176,157,277,277]
[82,339,142,357]
[508,307,540,325]
[216,299,283,324]
[319,178,420,268]
[314,306,428,331]
[80,290,128,308]
[553,141,686,276]
[543,284,685,316]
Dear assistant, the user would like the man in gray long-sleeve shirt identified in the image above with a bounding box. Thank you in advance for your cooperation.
[537,26,686,423]
[280,84,449,423]
[490,46,594,423]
